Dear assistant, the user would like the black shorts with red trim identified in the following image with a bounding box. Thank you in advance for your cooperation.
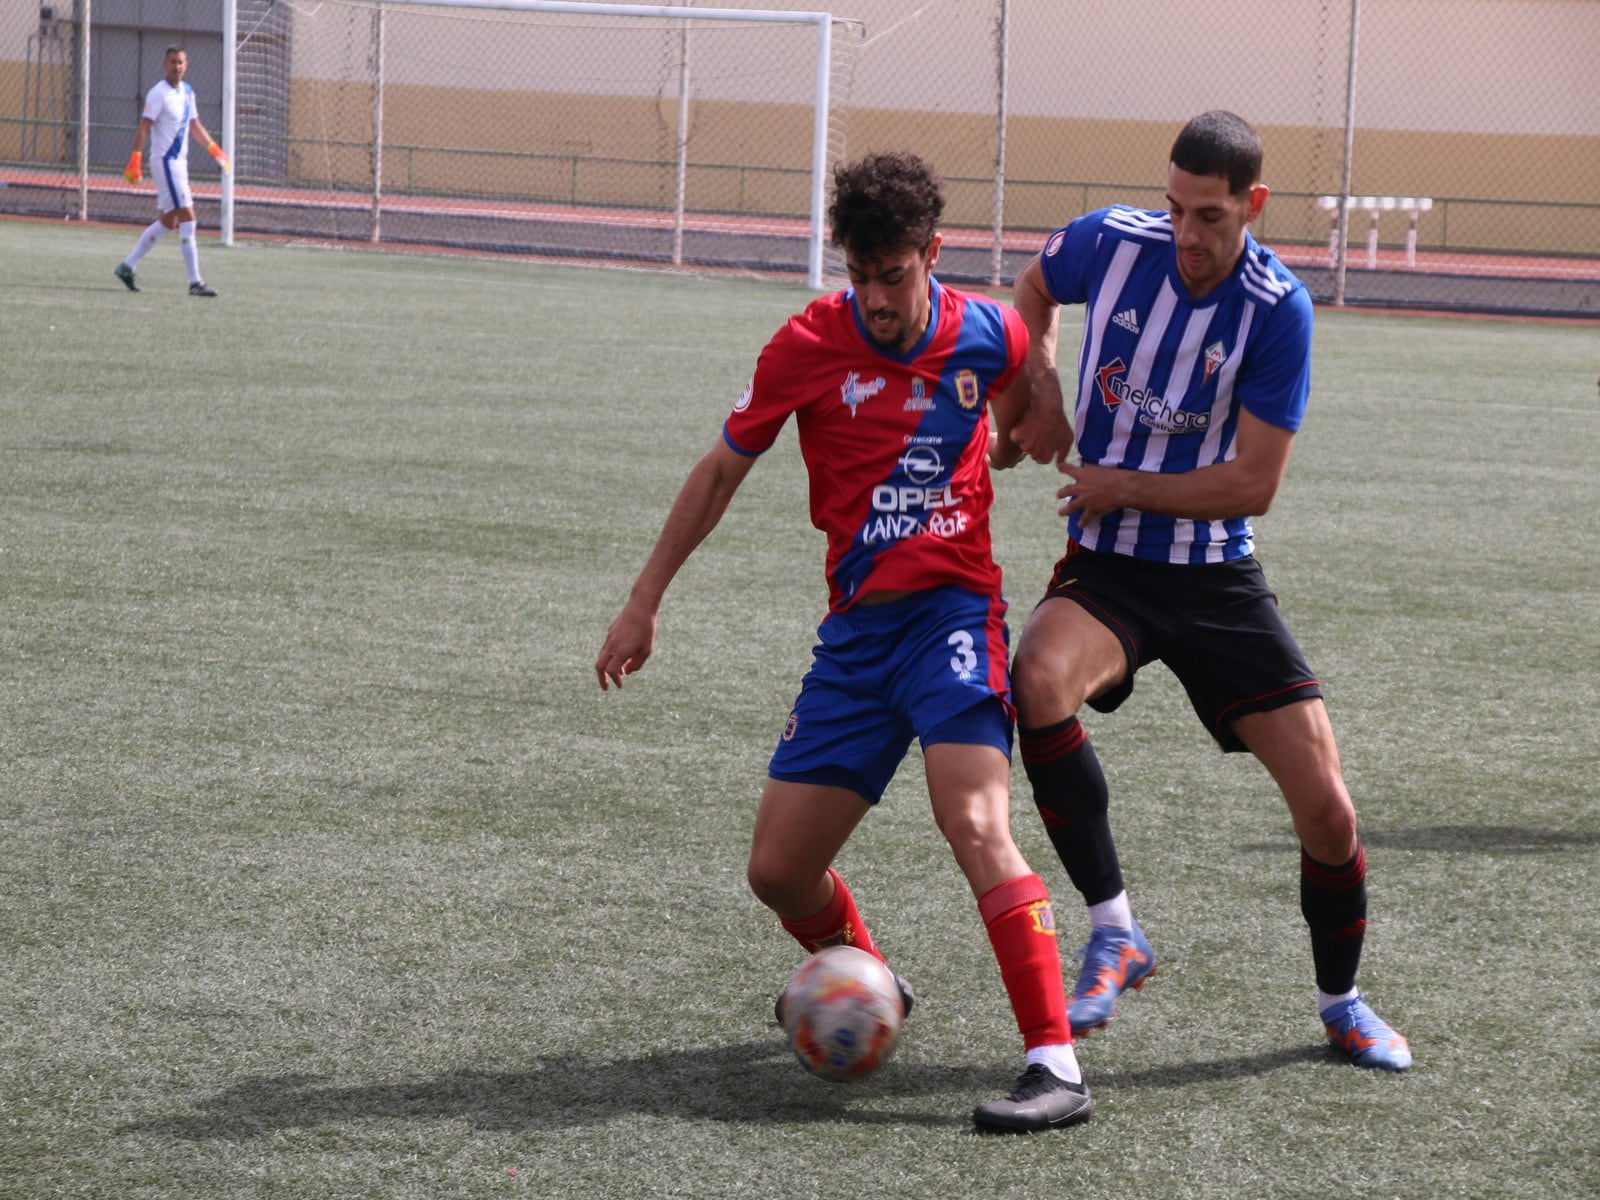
[1042,542,1321,753]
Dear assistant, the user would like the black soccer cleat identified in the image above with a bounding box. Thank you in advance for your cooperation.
[972,1064,1094,1133]
[890,970,915,1020]
[189,281,218,297]
[114,263,140,292]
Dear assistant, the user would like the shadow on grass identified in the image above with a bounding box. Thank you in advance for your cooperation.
[117,1040,1009,1138]
[1089,1044,1332,1090]
[119,1037,1348,1141]
[1360,825,1600,854]
[1245,825,1600,855]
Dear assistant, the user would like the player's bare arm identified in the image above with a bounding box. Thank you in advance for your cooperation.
[1058,407,1296,523]
[986,379,1027,470]
[1006,256,1075,466]
[594,437,757,690]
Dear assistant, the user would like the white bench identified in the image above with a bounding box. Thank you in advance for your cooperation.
[1317,195,1433,268]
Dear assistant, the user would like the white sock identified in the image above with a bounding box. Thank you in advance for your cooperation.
[125,220,166,267]
[1025,1042,1082,1085]
[1318,987,1359,1016]
[179,220,201,283]
[1087,890,1133,930]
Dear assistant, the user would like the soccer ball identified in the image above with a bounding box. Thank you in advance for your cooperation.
[779,945,904,1083]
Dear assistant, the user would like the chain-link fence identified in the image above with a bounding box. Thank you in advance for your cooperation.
[2,0,1595,316]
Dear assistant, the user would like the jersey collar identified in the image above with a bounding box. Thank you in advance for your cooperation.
[848,276,943,363]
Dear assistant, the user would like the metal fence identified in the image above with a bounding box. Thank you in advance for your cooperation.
[3,0,1596,317]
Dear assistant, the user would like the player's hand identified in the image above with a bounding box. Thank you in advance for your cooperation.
[1009,370,1075,467]
[987,424,1024,471]
[208,142,231,174]
[123,152,142,184]
[595,602,658,691]
[1056,461,1126,523]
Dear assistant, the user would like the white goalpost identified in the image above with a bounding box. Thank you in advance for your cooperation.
[221,0,848,288]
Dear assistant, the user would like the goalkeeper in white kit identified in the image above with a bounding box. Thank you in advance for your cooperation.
[114,43,230,298]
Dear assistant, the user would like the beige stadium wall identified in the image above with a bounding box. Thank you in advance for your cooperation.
[2,0,1595,253]
[0,0,41,158]
[281,78,1599,254]
[267,0,1596,255]
[0,59,32,159]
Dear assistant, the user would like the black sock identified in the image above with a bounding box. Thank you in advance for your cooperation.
[1301,844,1368,996]
[1019,717,1124,905]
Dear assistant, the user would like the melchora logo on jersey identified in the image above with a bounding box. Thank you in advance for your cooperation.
[864,445,968,544]
[1095,357,1210,434]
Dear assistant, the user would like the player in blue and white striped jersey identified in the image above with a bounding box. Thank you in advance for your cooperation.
[996,111,1411,1072]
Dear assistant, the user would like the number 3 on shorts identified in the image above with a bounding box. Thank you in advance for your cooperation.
[948,630,977,677]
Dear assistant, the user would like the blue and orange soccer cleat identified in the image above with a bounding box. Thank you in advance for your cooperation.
[1068,922,1156,1036]
[1321,995,1412,1070]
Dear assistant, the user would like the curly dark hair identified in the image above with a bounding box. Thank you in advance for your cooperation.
[828,151,944,260]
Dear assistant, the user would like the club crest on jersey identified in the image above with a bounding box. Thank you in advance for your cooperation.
[1203,340,1227,382]
[955,369,981,410]
[841,371,887,417]
[904,376,936,412]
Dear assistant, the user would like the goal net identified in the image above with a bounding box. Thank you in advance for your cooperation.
[229,0,864,285]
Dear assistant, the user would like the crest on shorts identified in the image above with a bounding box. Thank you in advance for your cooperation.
[783,712,798,741]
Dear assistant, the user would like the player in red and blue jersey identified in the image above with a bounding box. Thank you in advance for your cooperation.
[725,273,1014,612]
[597,151,1091,1132]
[998,112,1411,1071]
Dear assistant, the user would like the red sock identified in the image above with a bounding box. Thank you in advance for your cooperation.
[779,867,882,961]
[979,873,1072,1049]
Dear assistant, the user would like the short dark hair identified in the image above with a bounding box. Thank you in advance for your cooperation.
[828,151,944,260]
[1170,111,1263,195]
[164,43,186,58]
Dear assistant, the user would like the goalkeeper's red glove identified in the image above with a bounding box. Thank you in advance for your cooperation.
[208,141,231,175]
[123,152,142,184]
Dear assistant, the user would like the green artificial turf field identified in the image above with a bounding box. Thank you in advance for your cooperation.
[3,220,1596,1198]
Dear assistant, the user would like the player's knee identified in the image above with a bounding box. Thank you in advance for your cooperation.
[1293,791,1359,863]
[932,791,996,841]
[745,853,778,906]
[746,852,808,913]
[1010,640,1074,721]
[931,796,1015,869]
